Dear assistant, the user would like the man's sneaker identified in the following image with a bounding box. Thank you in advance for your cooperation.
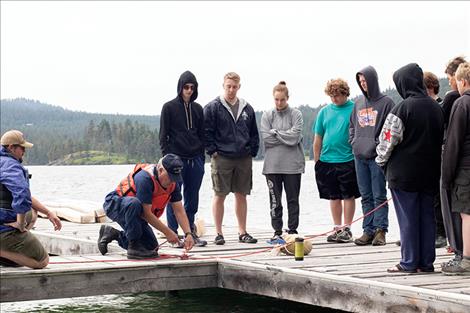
[214,234,225,245]
[336,227,353,243]
[170,240,185,248]
[267,234,286,245]
[192,233,207,247]
[326,229,342,243]
[435,236,447,248]
[372,228,386,246]
[127,240,158,259]
[354,232,373,246]
[239,233,257,244]
[97,225,120,255]
[287,229,298,235]
[441,254,463,269]
[441,257,470,276]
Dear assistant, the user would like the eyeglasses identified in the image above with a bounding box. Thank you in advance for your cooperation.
[183,85,194,91]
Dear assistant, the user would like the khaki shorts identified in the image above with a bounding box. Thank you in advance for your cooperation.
[211,154,253,196]
[0,229,48,264]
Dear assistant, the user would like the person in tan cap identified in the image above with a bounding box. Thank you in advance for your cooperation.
[0,130,62,268]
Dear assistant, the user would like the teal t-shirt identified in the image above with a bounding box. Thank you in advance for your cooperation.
[313,100,354,163]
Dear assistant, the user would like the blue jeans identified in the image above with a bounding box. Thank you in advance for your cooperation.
[355,157,389,235]
[166,155,205,233]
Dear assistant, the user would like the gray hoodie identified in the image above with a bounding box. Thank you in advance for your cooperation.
[349,66,395,159]
[261,106,305,174]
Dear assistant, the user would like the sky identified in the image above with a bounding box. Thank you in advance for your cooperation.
[1,1,469,115]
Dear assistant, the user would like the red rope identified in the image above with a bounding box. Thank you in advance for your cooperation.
[49,198,392,264]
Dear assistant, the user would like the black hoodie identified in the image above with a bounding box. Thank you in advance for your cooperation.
[349,66,395,159]
[159,71,204,158]
[375,63,444,192]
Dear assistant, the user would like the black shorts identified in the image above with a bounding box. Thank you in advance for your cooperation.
[314,160,360,200]
[451,168,470,214]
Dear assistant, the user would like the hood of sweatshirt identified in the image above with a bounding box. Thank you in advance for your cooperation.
[177,70,198,103]
[393,63,427,100]
[356,66,384,102]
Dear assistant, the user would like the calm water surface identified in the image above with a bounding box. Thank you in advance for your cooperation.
[4,161,398,312]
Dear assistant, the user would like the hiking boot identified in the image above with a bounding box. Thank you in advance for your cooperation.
[127,240,158,259]
[239,233,257,244]
[192,233,207,247]
[354,232,373,246]
[372,228,386,246]
[441,254,463,269]
[336,227,353,243]
[441,257,470,276]
[97,225,120,255]
[326,229,342,243]
[435,236,447,248]
[214,234,225,245]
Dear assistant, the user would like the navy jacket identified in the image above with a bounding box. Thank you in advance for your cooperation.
[204,96,259,158]
[0,147,32,232]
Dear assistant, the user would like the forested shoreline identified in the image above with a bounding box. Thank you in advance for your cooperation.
[1,79,450,165]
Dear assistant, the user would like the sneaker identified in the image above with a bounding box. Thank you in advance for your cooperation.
[170,240,185,248]
[354,232,373,246]
[267,234,286,245]
[192,233,207,247]
[336,227,353,243]
[435,236,447,248]
[441,257,470,276]
[372,228,386,246]
[214,234,225,245]
[441,254,463,269]
[287,229,298,235]
[326,229,342,243]
[239,233,257,244]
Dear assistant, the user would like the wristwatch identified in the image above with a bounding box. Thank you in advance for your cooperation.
[184,232,193,238]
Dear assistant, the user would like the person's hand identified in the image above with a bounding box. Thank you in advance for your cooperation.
[165,230,179,244]
[47,211,62,231]
[184,233,194,251]
[5,221,27,232]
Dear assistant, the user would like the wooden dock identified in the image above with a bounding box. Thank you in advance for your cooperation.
[1,219,469,313]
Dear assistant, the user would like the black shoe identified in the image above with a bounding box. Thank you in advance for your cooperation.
[192,233,208,247]
[98,225,120,255]
[127,241,158,259]
[435,236,447,248]
[239,232,257,244]
[214,234,225,245]
[287,229,298,235]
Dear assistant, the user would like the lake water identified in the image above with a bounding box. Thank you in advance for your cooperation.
[4,161,399,312]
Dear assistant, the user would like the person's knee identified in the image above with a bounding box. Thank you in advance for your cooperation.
[34,255,49,269]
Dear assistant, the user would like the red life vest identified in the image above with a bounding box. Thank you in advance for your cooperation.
[116,164,176,218]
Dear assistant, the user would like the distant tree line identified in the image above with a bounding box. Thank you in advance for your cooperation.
[1,78,450,165]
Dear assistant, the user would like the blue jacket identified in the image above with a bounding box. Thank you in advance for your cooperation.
[0,147,32,232]
[204,96,259,158]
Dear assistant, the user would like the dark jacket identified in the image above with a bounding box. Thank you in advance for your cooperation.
[442,90,470,189]
[375,63,444,193]
[204,96,259,158]
[159,71,204,158]
[349,66,395,159]
[0,147,32,232]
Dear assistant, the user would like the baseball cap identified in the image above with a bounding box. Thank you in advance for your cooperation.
[0,130,33,148]
[162,154,183,183]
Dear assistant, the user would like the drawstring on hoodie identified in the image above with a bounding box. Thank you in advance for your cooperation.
[184,102,193,130]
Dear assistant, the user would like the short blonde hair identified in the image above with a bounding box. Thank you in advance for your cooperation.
[455,62,470,83]
[224,72,240,83]
[324,78,350,97]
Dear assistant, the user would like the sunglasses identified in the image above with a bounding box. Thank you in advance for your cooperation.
[183,85,195,91]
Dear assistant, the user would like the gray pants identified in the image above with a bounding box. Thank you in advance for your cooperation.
[440,184,463,255]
